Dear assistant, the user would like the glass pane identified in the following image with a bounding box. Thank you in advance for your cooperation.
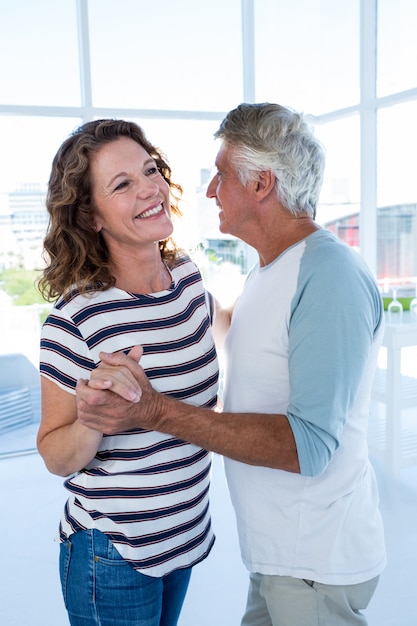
[88,0,242,111]
[377,102,417,208]
[0,117,80,455]
[0,117,82,195]
[377,0,417,97]
[377,101,417,285]
[315,115,360,249]
[0,115,81,339]
[254,0,360,114]
[0,0,80,106]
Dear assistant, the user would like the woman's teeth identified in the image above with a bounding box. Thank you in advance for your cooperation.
[137,204,163,219]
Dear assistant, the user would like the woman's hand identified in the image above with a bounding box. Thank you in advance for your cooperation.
[87,345,144,401]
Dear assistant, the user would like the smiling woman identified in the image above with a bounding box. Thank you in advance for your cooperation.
[36,118,220,626]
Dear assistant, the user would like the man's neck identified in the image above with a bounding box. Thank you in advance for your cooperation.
[256,217,321,267]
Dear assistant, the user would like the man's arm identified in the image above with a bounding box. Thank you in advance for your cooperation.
[76,347,300,473]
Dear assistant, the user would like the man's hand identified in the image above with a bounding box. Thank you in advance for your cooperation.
[76,345,163,435]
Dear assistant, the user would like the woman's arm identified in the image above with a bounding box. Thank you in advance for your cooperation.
[37,376,103,477]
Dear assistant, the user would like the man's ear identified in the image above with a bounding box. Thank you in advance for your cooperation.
[254,170,276,198]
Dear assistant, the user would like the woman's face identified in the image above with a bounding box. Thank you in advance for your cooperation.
[90,137,173,252]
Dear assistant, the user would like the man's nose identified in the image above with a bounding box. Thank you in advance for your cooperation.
[206,174,217,199]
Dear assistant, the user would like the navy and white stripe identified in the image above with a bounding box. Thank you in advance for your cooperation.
[40,255,219,576]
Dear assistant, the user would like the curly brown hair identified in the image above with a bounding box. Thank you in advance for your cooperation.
[38,119,184,302]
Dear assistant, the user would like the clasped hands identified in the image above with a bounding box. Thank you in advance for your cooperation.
[76,345,161,435]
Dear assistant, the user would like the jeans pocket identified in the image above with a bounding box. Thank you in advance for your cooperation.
[92,529,128,566]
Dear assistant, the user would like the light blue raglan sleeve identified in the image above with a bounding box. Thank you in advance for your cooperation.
[286,236,383,477]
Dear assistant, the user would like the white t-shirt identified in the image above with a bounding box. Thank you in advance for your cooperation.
[223,230,386,585]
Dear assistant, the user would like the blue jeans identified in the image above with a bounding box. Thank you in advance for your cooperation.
[59,529,192,626]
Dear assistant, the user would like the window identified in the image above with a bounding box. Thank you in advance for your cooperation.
[254,0,360,114]
[0,0,80,106]
[1,0,417,458]
[88,0,242,111]
[377,0,417,97]
[315,114,360,235]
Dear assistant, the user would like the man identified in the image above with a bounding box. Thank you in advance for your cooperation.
[77,103,386,626]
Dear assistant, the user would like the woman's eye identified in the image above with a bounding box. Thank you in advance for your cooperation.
[146,166,159,176]
[114,180,129,191]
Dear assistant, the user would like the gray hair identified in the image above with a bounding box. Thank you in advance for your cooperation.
[214,103,325,218]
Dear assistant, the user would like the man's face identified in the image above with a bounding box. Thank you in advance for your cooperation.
[206,143,254,239]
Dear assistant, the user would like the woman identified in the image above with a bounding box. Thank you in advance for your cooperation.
[37,119,219,626]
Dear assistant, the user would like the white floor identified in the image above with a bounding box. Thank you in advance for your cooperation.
[1,448,417,626]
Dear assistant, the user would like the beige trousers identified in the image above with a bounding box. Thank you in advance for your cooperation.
[241,572,380,626]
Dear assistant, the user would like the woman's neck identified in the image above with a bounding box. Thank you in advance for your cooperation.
[110,246,172,294]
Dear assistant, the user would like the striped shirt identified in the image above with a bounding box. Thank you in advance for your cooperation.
[40,255,219,576]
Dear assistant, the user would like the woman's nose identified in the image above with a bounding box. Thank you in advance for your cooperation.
[138,176,159,198]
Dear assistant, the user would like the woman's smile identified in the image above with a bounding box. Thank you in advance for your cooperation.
[136,202,165,219]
